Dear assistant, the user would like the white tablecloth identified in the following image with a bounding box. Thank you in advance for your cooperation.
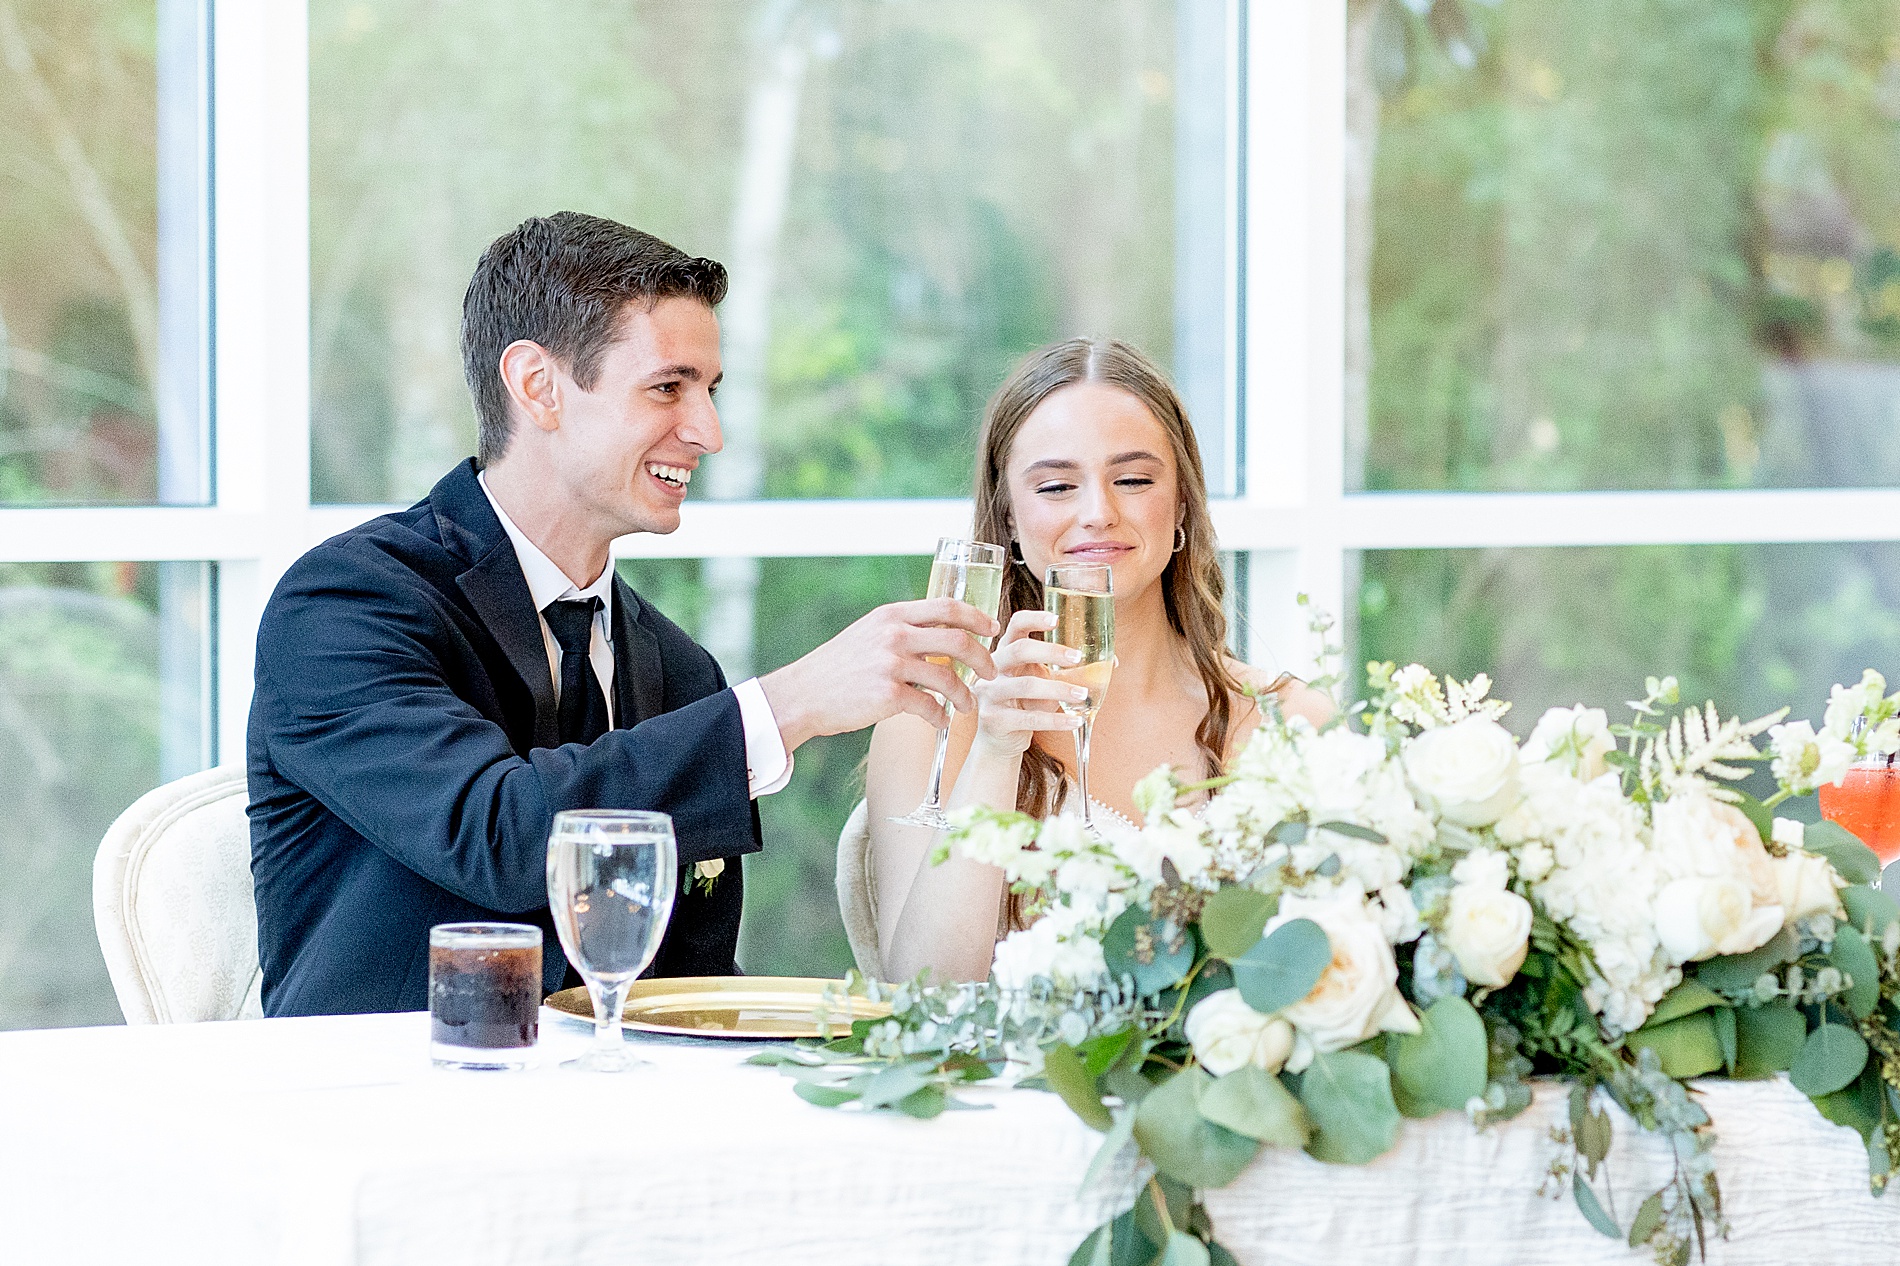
[0,1010,1895,1265]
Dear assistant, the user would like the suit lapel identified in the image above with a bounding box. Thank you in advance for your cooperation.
[612,578,663,727]
[457,541,560,750]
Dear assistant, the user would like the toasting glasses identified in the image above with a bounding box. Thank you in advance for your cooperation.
[546,809,677,1073]
[888,537,1007,830]
[1044,563,1115,836]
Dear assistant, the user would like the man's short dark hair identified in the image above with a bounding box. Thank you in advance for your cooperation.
[461,212,728,465]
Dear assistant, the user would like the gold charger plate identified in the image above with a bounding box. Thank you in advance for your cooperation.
[545,976,891,1040]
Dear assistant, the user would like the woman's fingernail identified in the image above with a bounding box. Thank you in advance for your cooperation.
[1069,687,1087,701]
[1064,649,1083,665]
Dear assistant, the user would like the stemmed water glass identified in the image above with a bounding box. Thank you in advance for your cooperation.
[546,809,677,1073]
[1044,563,1115,836]
[889,537,1007,830]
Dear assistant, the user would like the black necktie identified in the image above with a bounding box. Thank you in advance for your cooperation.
[543,597,610,746]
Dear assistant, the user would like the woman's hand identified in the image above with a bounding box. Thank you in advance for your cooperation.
[969,610,1086,757]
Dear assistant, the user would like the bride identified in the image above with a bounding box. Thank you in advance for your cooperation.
[865,338,1331,982]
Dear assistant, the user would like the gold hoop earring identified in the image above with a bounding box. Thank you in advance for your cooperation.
[1009,539,1026,566]
[1173,526,1186,553]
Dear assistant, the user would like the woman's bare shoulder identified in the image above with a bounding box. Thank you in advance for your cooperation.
[1227,660,1336,727]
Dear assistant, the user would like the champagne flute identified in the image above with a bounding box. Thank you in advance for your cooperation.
[545,809,677,1073]
[889,537,1007,830]
[1044,563,1115,835]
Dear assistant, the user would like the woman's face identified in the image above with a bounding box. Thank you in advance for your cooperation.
[1003,381,1183,602]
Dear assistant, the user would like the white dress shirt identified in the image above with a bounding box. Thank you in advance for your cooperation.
[478,472,792,798]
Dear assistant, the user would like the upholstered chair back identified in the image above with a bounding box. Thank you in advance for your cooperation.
[92,765,262,1024]
[835,798,883,982]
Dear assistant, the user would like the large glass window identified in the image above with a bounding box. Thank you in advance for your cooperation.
[0,0,209,506]
[309,0,1234,505]
[0,561,210,1030]
[619,553,928,977]
[1356,0,1900,492]
[1354,542,1900,759]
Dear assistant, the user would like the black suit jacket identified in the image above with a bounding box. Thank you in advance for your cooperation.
[248,459,760,1016]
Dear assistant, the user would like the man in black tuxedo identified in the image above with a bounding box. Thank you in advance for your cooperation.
[248,213,996,1016]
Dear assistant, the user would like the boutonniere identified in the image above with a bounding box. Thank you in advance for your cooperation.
[689,857,725,895]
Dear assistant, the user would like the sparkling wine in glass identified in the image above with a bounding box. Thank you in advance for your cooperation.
[546,809,678,1073]
[889,537,1007,830]
[1044,563,1115,835]
[1819,756,1900,864]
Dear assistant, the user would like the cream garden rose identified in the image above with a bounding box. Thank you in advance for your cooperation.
[1185,989,1295,1077]
[1270,893,1420,1071]
[1651,793,1784,963]
[1773,849,1847,924]
[1443,884,1533,987]
[1403,717,1521,828]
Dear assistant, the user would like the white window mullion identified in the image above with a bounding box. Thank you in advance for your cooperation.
[213,0,311,764]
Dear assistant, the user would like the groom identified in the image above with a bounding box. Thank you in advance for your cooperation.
[248,212,996,1016]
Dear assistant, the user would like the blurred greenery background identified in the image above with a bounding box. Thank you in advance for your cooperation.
[6,0,1900,1023]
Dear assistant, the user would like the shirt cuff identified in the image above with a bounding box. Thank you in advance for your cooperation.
[733,677,794,799]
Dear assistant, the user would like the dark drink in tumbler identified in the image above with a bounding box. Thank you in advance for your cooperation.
[428,922,542,1070]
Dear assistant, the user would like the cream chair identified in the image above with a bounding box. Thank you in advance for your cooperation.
[92,765,263,1024]
[835,798,883,981]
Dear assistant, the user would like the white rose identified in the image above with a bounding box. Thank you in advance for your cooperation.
[1774,850,1847,924]
[1771,817,1804,851]
[1523,705,1617,781]
[1442,884,1533,987]
[1403,717,1521,828]
[1653,877,1783,963]
[1185,989,1296,1077]
[1271,894,1421,1071]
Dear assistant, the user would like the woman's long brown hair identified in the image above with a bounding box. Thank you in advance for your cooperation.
[973,338,1266,836]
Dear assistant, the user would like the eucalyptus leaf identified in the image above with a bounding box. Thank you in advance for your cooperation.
[1829,924,1881,1019]
[855,1062,933,1110]
[1694,928,1801,993]
[1815,1065,1886,1145]
[1572,1174,1620,1239]
[1643,978,1725,1028]
[1231,918,1330,1014]
[1270,820,1307,844]
[1843,884,1900,941]
[1733,1003,1807,1079]
[894,1084,948,1118]
[1043,1043,1113,1130]
[1389,996,1488,1116]
[1198,1065,1310,1146]
[1199,888,1278,960]
[1628,1190,1665,1247]
[1161,1232,1211,1266]
[1575,1107,1612,1175]
[1207,1243,1241,1266]
[1791,1023,1870,1098]
[793,1081,858,1108]
[1080,1027,1140,1079]
[1624,1012,1724,1078]
[1133,1068,1262,1188]
[1314,820,1388,843]
[1067,1223,1109,1266]
[1298,1050,1402,1165]
[1103,905,1196,994]
[1713,1005,1737,1076]
[1804,820,1882,886]
[1080,1108,1137,1194]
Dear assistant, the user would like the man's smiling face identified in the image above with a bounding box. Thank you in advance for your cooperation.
[542,294,724,537]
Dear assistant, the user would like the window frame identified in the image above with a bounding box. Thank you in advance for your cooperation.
[1,0,1895,769]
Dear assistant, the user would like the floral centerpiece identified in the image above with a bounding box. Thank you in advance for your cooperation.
[753,657,1900,1266]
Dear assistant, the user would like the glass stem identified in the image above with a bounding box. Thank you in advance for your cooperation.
[1075,714,1095,829]
[920,716,953,811]
[594,978,630,1057]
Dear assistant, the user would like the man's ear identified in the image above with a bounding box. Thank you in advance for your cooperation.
[498,340,562,434]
